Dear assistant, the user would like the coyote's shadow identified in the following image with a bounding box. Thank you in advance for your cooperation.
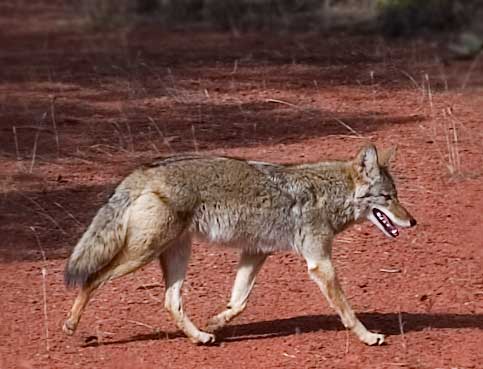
[219,312,483,342]
[87,312,483,347]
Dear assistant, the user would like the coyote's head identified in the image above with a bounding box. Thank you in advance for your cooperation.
[352,144,416,238]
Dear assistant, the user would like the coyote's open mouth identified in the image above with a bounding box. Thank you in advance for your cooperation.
[372,208,399,238]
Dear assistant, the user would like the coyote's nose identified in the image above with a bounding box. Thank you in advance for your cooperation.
[409,218,417,227]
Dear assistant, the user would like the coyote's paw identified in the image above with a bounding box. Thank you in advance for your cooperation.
[361,331,385,346]
[191,331,216,345]
[62,319,77,336]
[205,316,226,333]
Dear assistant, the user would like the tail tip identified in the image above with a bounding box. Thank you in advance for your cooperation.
[64,266,89,288]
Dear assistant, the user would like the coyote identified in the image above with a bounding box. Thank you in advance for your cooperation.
[63,144,416,346]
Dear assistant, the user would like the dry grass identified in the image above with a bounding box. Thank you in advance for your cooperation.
[31,226,50,352]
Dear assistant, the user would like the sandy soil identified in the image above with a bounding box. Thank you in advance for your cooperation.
[1,2,482,369]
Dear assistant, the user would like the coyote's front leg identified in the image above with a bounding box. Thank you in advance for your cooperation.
[206,252,267,333]
[302,235,384,346]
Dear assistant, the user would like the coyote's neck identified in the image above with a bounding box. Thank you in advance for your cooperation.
[292,161,356,234]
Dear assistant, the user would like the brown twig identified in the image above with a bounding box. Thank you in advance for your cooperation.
[30,226,49,352]
[20,194,68,235]
[398,310,407,352]
[266,98,362,137]
[50,95,60,157]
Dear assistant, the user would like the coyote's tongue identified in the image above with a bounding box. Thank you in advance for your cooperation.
[373,208,399,237]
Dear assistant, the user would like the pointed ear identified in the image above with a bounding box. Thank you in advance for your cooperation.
[353,144,380,180]
[378,146,397,167]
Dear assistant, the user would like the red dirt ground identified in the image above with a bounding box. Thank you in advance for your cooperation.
[1,2,482,369]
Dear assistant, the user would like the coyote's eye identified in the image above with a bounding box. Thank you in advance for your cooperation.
[382,194,391,200]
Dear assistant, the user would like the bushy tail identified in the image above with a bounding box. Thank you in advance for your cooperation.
[64,189,132,287]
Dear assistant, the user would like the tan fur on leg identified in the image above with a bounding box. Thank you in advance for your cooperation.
[206,252,267,332]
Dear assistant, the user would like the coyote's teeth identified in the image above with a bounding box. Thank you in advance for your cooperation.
[372,208,399,238]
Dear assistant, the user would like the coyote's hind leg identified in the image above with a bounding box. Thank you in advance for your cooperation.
[160,237,215,345]
[63,192,182,336]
